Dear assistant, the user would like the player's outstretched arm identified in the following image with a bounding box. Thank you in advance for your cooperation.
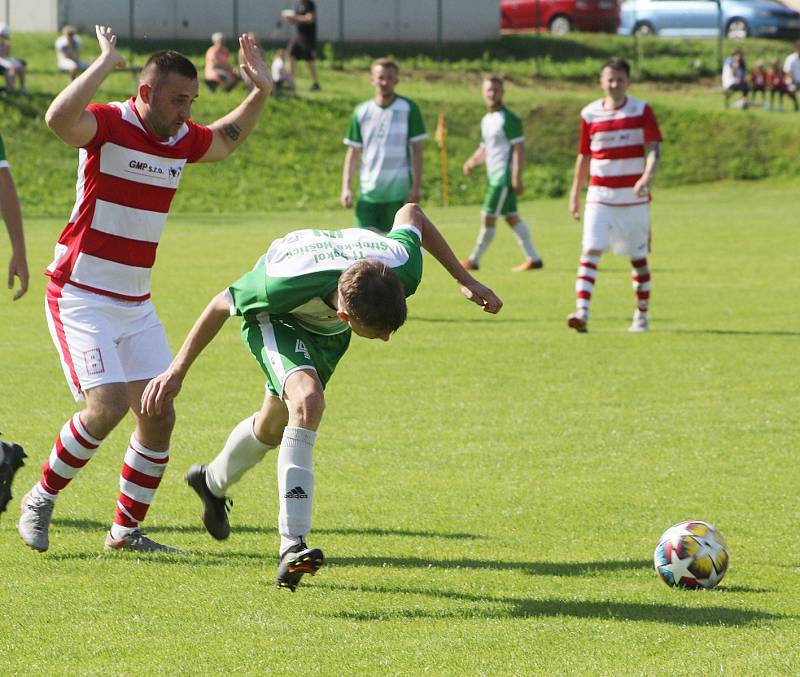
[394,203,502,314]
[200,33,271,163]
[0,168,28,300]
[45,25,126,148]
[141,292,231,415]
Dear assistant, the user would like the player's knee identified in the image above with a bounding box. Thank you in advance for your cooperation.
[287,387,325,428]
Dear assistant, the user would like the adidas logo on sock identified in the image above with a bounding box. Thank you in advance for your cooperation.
[285,486,308,499]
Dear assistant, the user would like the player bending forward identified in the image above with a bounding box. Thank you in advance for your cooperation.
[567,57,662,333]
[141,203,502,591]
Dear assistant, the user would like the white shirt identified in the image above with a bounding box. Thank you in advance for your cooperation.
[783,52,800,84]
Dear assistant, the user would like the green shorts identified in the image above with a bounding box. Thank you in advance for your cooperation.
[482,184,517,218]
[354,199,405,233]
[241,313,351,399]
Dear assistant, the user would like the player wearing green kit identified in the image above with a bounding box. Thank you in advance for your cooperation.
[0,129,29,517]
[462,75,543,273]
[341,58,427,233]
[141,203,501,592]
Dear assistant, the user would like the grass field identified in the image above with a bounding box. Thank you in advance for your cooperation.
[1,179,798,674]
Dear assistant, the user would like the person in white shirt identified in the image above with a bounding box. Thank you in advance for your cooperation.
[55,25,88,79]
[782,39,800,94]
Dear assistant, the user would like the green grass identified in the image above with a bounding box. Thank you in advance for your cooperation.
[3,31,800,218]
[1,179,798,673]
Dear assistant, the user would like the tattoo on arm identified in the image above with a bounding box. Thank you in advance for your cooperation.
[222,123,242,141]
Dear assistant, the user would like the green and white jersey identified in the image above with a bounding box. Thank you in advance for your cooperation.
[344,95,427,203]
[0,133,8,169]
[226,224,423,336]
[481,107,524,188]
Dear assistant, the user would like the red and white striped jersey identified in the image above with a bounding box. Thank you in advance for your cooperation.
[46,98,213,301]
[579,96,662,207]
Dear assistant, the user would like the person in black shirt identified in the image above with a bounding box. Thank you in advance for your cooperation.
[282,1,321,91]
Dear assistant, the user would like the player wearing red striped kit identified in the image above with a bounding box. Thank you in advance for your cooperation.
[567,58,662,334]
[18,26,272,553]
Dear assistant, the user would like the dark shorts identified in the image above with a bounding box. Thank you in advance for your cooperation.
[289,36,316,61]
[354,200,405,234]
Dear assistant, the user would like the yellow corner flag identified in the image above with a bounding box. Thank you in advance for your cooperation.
[435,112,449,207]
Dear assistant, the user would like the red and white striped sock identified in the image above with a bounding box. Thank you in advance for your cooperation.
[575,254,600,318]
[113,436,169,536]
[631,257,651,314]
[34,413,102,501]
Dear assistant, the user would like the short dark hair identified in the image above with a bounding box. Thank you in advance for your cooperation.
[602,57,630,77]
[484,74,504,86]
[142,50,197,81]
[372,57,399,73]
[338,259,407,333]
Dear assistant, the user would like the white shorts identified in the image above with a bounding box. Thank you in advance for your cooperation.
[57,57,87,72]
[45,282,171,402]
[583,202,650,258]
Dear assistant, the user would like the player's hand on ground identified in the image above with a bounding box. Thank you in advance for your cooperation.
[340,188,353,208]
[95,25,126,68]
[141,371,183,416]
[569,193,581,221]
[513,178,524,196]
[460,280,503,314]
[239,33,272,94]
[8,251,28,300]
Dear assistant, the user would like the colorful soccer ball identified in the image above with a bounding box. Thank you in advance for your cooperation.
[653,520,729,589]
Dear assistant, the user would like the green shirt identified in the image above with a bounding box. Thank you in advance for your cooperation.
[344,95,427,203]
[0,132,8,169]
[227,225,423,335]
[481,107,524,188]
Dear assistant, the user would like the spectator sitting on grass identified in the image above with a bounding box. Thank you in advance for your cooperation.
[722,49,749,109]
[55,25,88,80]
[205,32,239,92]
[769,58,798,112]
[270,49,292,95]
[0,24,27,93]
[750,59,767,107]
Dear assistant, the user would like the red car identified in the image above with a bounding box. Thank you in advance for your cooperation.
[500,0,620,34]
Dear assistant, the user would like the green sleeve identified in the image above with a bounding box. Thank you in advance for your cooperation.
[346,109,362,145]
[387,228,423,297]
[503,110,524,143]
[227,267,269,317]
[0,134,6,164]
[408,100,427,140]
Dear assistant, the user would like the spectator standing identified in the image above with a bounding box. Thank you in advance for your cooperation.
[205,32,239,92]
[341,59,427,233]
[0,24,27,93]
[750,59,767,107]
[55,25,88,80]
[567,57,662,334]
[722,49,749,109]
[17,26,272,555]
[462,75,543,272]
[282,1,320,91]
[769,58,798,111]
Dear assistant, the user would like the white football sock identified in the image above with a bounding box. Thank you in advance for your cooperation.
[32,482,58,503]
[511,220,540,261]
[468,225,496,265]
[206,414,274,497]
[277,426,316,555]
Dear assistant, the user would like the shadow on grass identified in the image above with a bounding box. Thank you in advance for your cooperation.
[409,316,533,324]
[319,583,787,626]
[668,329,800,337]
[329,555,651,576]
[52,518,482,541]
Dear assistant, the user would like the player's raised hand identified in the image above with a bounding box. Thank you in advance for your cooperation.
[460,280,503,314]
[239,33,272,94]
[95,25,126,68]
[141,370,183,416]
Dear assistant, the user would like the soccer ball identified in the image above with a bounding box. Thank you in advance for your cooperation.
[653,520,729,589]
